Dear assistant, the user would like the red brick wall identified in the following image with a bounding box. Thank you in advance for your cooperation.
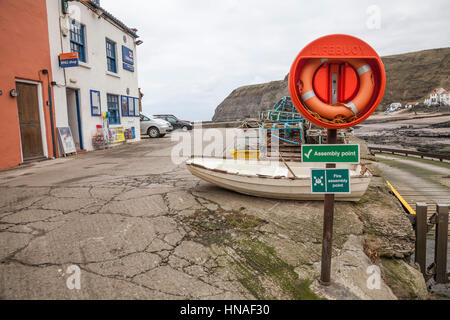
[0,0,56,170]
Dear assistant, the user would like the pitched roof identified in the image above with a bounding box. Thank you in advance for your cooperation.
[85,0,139,38]
[431,87,446,94]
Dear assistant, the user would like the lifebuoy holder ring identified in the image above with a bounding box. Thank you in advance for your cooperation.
[289,35,386,129]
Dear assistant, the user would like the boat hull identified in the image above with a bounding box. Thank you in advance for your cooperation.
[187,160,371,202]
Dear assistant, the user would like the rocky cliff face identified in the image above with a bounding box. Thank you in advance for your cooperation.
[212,77,290,122]
[212,48,450,122]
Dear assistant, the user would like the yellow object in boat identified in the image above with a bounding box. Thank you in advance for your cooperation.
[230,149,260,160]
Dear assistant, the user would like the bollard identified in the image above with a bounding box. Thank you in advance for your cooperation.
[415,203,428,275]
[434,204,449,284]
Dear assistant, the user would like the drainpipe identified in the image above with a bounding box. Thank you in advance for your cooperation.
[42,70,58,158]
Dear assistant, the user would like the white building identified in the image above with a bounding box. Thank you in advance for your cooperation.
[405,102,419,109]
[47,0,142,152]
[424,88,446,106]
[440,91,450,106]
[388,103,402,111]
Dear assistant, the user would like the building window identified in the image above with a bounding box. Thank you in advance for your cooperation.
[134,98,140,116]
[107,94,120,124]
[106,39,117,73]
[128,97,136,116]
[70,20,86,63]
[121,96,140,117]
[129,98,135,117]
[121,95,129,116]
[90,90,101,116]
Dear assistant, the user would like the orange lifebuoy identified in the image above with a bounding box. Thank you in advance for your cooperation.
[289,34,386,129]
[298,58,375,122]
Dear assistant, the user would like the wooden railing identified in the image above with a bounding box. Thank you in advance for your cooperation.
[414,203,449,284]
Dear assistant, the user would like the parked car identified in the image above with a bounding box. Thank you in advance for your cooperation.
[153,114,193,131]
[140,114,173,138]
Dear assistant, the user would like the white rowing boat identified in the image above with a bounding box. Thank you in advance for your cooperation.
[186,158,372,202]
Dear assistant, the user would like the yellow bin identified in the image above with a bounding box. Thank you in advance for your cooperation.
[230,149,260,160]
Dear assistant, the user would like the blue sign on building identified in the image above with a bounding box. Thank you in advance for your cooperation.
[122,45,134,65]
[59,52,79,68]
[60,59,79,68]
[123,63,135,72]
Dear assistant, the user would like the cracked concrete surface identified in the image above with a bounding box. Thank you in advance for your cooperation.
[0,135,420,300]
[0,139,253,299]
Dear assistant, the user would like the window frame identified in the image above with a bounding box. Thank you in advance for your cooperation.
[121,96,140,117]
[106,38,117,73]
[121,95,129,117]
[129,97,135,117]
[90,90,101,117]
[107,94,121,125]
[134,98,140,116]
[70,20,86,63]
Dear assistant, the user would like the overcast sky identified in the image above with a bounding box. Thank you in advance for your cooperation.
[104,0,450,121]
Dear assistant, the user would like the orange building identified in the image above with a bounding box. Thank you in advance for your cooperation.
[0,0,57,170]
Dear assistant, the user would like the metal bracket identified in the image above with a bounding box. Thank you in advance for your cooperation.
[428,212,437,225]
[427,213,437,233]
[425,262,436,281]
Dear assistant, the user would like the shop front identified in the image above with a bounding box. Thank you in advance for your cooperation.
[46,0,142,153]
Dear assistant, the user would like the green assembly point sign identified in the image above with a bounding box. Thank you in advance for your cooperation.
[311,169,351,194]
[302,144,360,164]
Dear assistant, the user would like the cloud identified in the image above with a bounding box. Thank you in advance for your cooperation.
[104,0,450,121]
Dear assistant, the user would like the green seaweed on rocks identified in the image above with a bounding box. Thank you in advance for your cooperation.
[233,239,321,300]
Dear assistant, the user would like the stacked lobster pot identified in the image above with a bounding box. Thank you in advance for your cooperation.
[255,96,353,161]
[305,128,347,145]
[260,122,307,162]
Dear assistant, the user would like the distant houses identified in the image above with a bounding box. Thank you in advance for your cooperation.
[385,87,449,114]
[385,102,402,114]
[440,90,450,106]
[405,102,419,109]
[390,103,402,109]
[424,88,448,106]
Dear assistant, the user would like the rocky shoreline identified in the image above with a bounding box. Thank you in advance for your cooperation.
[354,112,450,155]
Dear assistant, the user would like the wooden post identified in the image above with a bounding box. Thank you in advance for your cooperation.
[415,203,428,275]
[320,129,337,285]
[434,204,449,284]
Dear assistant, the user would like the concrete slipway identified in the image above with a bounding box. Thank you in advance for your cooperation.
[0,133,428,300]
